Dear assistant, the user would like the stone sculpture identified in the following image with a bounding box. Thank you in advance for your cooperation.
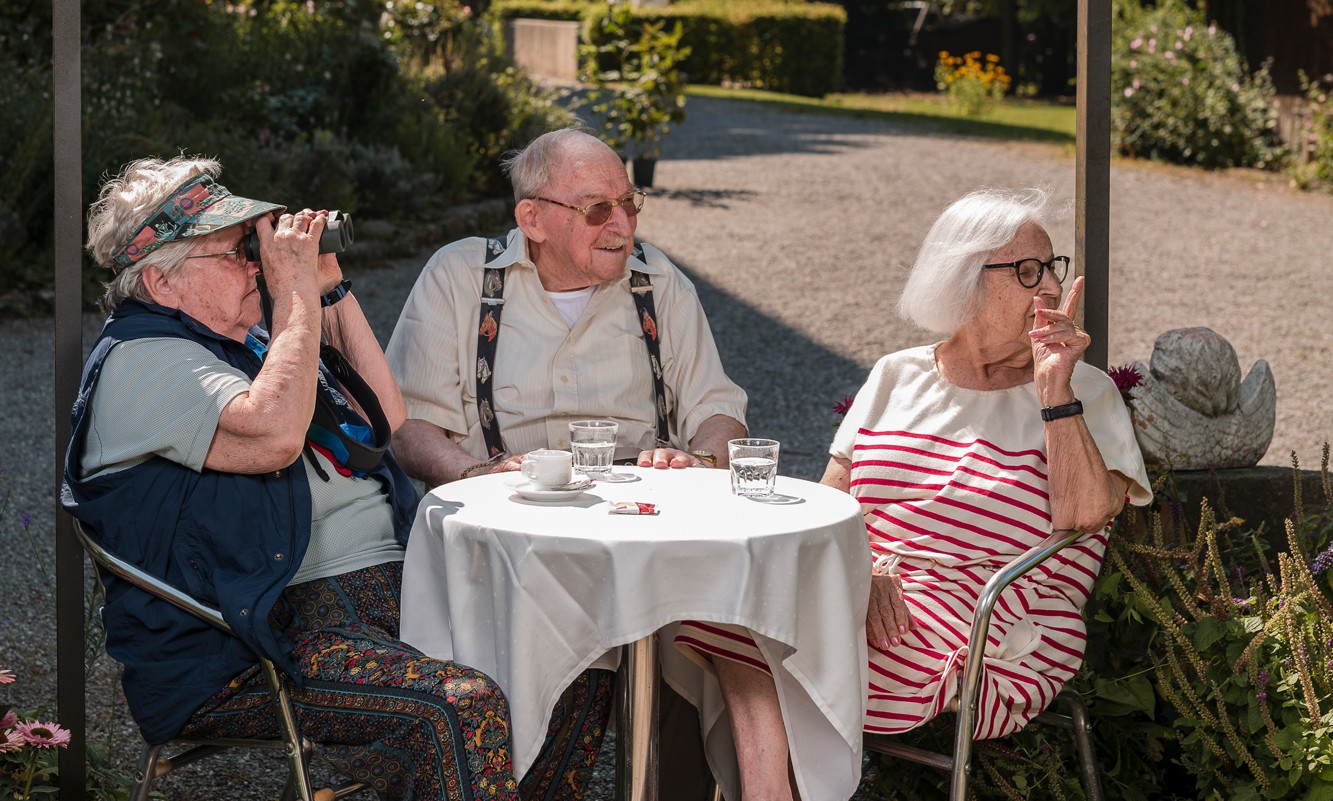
[1128,327,1276,470]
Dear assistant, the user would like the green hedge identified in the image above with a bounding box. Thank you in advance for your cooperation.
[489,0,846,97]
[486,0,585,22]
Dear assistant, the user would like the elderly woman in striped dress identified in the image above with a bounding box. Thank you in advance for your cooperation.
[676,187,1151,800]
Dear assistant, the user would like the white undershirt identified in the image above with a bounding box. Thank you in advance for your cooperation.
[546,287,596,329]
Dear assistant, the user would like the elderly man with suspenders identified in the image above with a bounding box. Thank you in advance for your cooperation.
[384,127,749,798]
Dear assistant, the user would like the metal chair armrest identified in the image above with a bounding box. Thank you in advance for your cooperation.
[949,527,1084,799]
[73,519,231,634]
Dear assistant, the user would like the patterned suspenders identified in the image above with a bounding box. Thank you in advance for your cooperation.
[473,237,671,457]
[628,262,670,448]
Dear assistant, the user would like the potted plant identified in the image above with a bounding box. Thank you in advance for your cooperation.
[578,1,690,187]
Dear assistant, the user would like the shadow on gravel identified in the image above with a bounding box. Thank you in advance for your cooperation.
[660,97,1071,166]
[672,256,869,482]
[652,188,758,209]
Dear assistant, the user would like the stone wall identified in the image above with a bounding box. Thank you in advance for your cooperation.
[505,18,580,83]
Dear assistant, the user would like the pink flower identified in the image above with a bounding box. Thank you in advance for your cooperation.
[0,728,24,754]
[1124,87,1135,98]
[1164,51,1175,61]
[0,669,14,685]
[832,395,855,418]
[1129,37,1142,50]
[1,709,18,729]
[15,721,71,749]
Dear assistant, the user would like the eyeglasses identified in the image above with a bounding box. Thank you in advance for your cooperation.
[185,247,249,268]
[532,190,646,226]
[982,255,1070,288]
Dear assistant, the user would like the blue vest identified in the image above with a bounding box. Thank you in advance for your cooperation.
[61,299,419,744]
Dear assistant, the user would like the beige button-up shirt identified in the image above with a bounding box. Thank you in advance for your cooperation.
[386,229,747,460]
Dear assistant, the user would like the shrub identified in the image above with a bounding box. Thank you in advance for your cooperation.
[1110,0,1283,169]
[934,50,1012,117]
[1095,454,1333,800]
[0,0,572,316]
[579,2,690,160]
[1290,71,1333,191]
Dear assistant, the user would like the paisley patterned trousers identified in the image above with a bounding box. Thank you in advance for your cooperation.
[179,562,613,801]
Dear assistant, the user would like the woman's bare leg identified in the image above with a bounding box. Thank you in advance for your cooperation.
[712,657,799,801]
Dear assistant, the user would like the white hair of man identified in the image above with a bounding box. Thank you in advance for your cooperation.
[86,156,222,312]
[898,186,1054,335]
[501,126,604,203]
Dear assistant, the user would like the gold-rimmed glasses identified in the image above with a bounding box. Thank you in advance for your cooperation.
[533,190,646,226]
[185,247,249,268]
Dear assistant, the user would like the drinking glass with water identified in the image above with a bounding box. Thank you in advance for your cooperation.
[728,438,780,497]
[570,420,617,478]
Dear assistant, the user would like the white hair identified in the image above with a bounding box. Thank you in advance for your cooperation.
[86,156,221,312]
[897,187,1055,335]
[500,126,606,202]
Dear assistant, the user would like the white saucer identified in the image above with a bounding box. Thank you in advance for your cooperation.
[508,477,595,502]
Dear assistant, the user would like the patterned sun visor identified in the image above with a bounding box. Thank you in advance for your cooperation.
[108,174,286,270]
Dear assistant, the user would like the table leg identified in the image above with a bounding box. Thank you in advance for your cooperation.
[615,634,660,801]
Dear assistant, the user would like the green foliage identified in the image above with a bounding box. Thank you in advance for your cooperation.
[1110,0,1283,169]
[0,0,571,316]
[934,51,1013,117]
[628,0,845,99]
[491,0,846,98]
[578,2,690,160]
[486,0,586,22]
[1289,72,1333,191]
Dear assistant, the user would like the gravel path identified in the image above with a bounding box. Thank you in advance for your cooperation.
[3,95,1331,799]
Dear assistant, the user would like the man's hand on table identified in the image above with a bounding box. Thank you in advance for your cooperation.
[636,447,711,469]
[459,452,524,479]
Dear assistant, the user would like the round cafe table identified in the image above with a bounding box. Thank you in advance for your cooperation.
[399,465,871,800]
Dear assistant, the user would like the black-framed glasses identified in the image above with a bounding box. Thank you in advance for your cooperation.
[533,190,646,226]
[982,255,1070,288]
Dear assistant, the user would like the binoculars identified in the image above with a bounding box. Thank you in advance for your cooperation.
[241,210,354,263]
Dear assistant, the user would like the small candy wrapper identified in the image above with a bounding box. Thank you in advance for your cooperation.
[609,501,658,515]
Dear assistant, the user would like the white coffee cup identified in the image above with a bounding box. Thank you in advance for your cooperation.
[521,450,574,488]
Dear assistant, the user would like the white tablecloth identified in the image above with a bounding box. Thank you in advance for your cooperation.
[400,466,870,800]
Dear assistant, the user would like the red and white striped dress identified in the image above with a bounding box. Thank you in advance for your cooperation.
[677,345,1150,739]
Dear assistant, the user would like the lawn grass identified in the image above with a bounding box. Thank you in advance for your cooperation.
[687,85,1078,145]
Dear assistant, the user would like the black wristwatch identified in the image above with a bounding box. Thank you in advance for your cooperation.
[1040,400,1084,422]
[320,279,353,308]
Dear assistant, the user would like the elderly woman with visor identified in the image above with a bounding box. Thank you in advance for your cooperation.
[674,187,1151,800]
[62,156,611,801]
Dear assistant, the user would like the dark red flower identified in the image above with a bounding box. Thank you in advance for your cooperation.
[832,394,854,417]
[1108,364,1144,403]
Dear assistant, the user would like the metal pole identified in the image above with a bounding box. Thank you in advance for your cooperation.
[53,0,86,796]
[615,636,661,801]
[1076,0,1112,371]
